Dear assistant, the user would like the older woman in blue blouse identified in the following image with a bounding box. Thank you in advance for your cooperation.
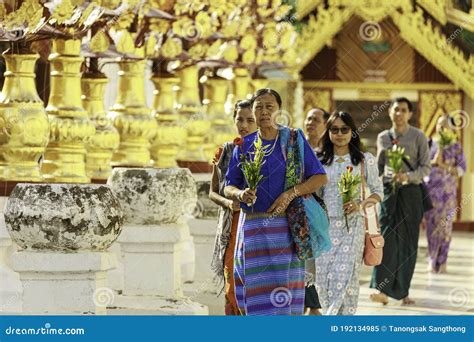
[224,88,328,315]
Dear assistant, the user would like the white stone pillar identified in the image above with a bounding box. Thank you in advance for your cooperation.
[107,168,208,315]
[189,219,216,287]
[4,183,123,315]
[186,177,223,315]
[0,196,21,313]
[11,251,115,315]
[180,231,196,283]
[106,242,124,292]
[178,197,196,283]
[189,179,219,288]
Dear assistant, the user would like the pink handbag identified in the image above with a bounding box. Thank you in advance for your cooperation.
[361,159,384,266]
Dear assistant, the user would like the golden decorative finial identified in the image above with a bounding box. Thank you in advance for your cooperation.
[0,53,50,181]
[81,74,120,180]
[150,67,186,168]
[41,39,95,183]
[89,30,110,53]
[109,59,157,167]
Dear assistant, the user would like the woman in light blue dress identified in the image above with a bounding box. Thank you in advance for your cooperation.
[315,111,383,315]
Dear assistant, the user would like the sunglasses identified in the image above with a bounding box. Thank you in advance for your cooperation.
[329,126,351,134]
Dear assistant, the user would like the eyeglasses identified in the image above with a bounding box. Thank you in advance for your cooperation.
[329,126,351,134]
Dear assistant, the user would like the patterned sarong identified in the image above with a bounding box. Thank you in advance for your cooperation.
[234,212,305,315]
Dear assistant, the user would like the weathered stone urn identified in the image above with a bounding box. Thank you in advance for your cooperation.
[4,183,123,252]
[106,167,207,315]
[107,168,197,225]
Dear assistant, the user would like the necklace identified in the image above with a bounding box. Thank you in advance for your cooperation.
[257,130,280,157]
[335,152,349,163]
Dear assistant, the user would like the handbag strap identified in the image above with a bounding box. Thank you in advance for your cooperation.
[360,158,366,200]
[360,158,381,234]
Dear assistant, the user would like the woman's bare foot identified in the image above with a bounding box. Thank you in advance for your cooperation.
[370,293,388,305]
[439,263,447,273]
[427,263,437,273]
[402,297,415,305]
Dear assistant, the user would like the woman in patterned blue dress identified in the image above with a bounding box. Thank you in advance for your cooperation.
[315,111,383,315]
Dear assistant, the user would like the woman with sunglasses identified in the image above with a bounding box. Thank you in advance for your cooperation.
[315,111,383,315]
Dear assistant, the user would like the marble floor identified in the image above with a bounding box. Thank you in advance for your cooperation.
[357,231,473,315]
[200,232,473,316]
[1,229,471,316]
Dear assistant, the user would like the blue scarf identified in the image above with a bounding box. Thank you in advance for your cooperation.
[278,125,331,259]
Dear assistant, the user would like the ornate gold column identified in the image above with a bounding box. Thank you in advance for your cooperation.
[150,72,186,168]
[419,91,463,138]
[176,65,210,162]
[233,68,252,100]
[81,73,120,180]
[41,40,95,183]
[302,86,333,114]
[0,53,49,181]
[109,59,157,167]
[286,67,304,130]
[251,78,269,93]
[203,76,234,151]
